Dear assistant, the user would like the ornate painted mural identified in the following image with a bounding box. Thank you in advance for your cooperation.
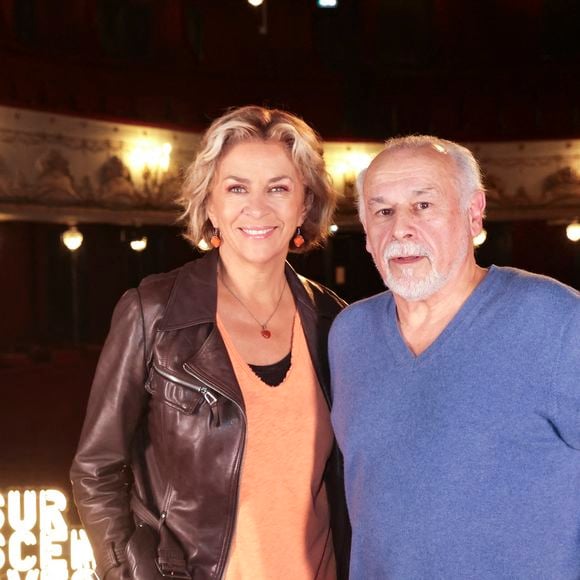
[0,105,579,227]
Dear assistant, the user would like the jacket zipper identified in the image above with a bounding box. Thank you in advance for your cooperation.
[153,364,218,406]
[182,363,247,580]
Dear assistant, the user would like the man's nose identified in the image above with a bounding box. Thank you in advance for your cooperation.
[391,209,415,240]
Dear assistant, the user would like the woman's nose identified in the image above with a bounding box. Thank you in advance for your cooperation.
[243,192,270,217]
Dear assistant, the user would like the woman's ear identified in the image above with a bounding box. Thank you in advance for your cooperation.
[206,194,216,228]
[301,189,313,223]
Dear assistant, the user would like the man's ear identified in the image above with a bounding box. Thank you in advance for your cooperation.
[468,188,486,238]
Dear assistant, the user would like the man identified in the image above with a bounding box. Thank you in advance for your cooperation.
[329,135,580,579]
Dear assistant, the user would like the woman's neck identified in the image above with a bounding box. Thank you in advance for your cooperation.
[217,254,287,302]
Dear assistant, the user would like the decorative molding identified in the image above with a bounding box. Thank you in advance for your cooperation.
[0,202,179,226]
[0,126,124,154]
[467,141,580,221]
[0,105,199,225]
[542,166,580,205]
[0,106,579,227]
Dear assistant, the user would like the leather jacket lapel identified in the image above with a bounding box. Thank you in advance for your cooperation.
[183,326,245,410]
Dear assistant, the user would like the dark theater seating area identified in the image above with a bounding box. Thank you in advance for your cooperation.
[0,349,99,500]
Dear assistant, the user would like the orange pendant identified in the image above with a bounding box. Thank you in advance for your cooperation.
[261,329,272,339]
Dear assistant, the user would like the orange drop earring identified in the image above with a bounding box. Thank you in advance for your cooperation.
[293,226,305,248]
[210,228,221,248]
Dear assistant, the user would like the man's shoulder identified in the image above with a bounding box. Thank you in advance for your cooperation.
[488,267,579,338]
[331,290,392,334]
[491,266,579,309]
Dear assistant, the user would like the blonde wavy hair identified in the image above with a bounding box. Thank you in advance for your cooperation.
[179,105,337,252]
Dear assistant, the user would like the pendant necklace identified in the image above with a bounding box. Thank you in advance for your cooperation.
[220,274,287,339]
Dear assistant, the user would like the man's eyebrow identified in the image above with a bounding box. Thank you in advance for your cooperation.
[367,195,387,205]
[412,187,438,196]
[368,188,437,202]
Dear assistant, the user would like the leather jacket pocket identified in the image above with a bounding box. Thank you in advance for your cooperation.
[147,365,215,415]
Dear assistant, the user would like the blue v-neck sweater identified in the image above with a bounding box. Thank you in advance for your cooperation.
[330,266,580,579]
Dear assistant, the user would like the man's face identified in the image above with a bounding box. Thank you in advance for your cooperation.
[361,147,484,302]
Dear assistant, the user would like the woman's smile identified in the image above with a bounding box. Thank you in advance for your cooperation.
[239,226,277,238]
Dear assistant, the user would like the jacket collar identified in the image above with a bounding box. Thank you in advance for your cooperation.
[157,249,335,405]
[158,249,335,331]
[158,250,219,331]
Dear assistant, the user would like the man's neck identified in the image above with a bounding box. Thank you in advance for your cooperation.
[394,262,487,356]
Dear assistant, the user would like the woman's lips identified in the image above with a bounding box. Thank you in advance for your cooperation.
[239,227,276,239]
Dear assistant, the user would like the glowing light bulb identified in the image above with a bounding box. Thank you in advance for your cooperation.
[346,151,373,172]
[130,237,148,252]
[248,0,264,6]
[566,221,580,242]
[61,227,83,251]
[473,229,487,247]
[126,140,172,174]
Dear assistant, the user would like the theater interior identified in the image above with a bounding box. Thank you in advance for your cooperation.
[0,0,579,574]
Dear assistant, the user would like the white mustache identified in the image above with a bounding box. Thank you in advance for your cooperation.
[383,241,431,260]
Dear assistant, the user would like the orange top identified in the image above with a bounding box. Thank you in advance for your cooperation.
[217,313,336,580]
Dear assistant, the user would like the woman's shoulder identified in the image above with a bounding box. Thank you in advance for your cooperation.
[136,252,217,311]
[136,265,182,306]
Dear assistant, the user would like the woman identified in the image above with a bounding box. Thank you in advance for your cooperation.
[71,106,350,580]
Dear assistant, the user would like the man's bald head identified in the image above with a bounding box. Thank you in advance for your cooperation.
[357,136,484,223]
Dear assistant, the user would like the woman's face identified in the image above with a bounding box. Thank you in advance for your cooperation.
[207,139,308,270]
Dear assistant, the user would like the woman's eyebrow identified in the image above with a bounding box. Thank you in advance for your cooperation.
[223,175,250,183]
[268,175,293,183]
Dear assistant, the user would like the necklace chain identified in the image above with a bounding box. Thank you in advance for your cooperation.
[219,272,287,339]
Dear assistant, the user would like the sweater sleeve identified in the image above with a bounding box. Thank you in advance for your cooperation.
[70,288,150,579]
[549,302,580,449]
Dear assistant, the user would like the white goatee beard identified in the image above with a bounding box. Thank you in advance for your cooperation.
[380,236,469,301]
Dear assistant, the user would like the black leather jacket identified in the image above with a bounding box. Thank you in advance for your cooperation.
[70,250,351,579]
